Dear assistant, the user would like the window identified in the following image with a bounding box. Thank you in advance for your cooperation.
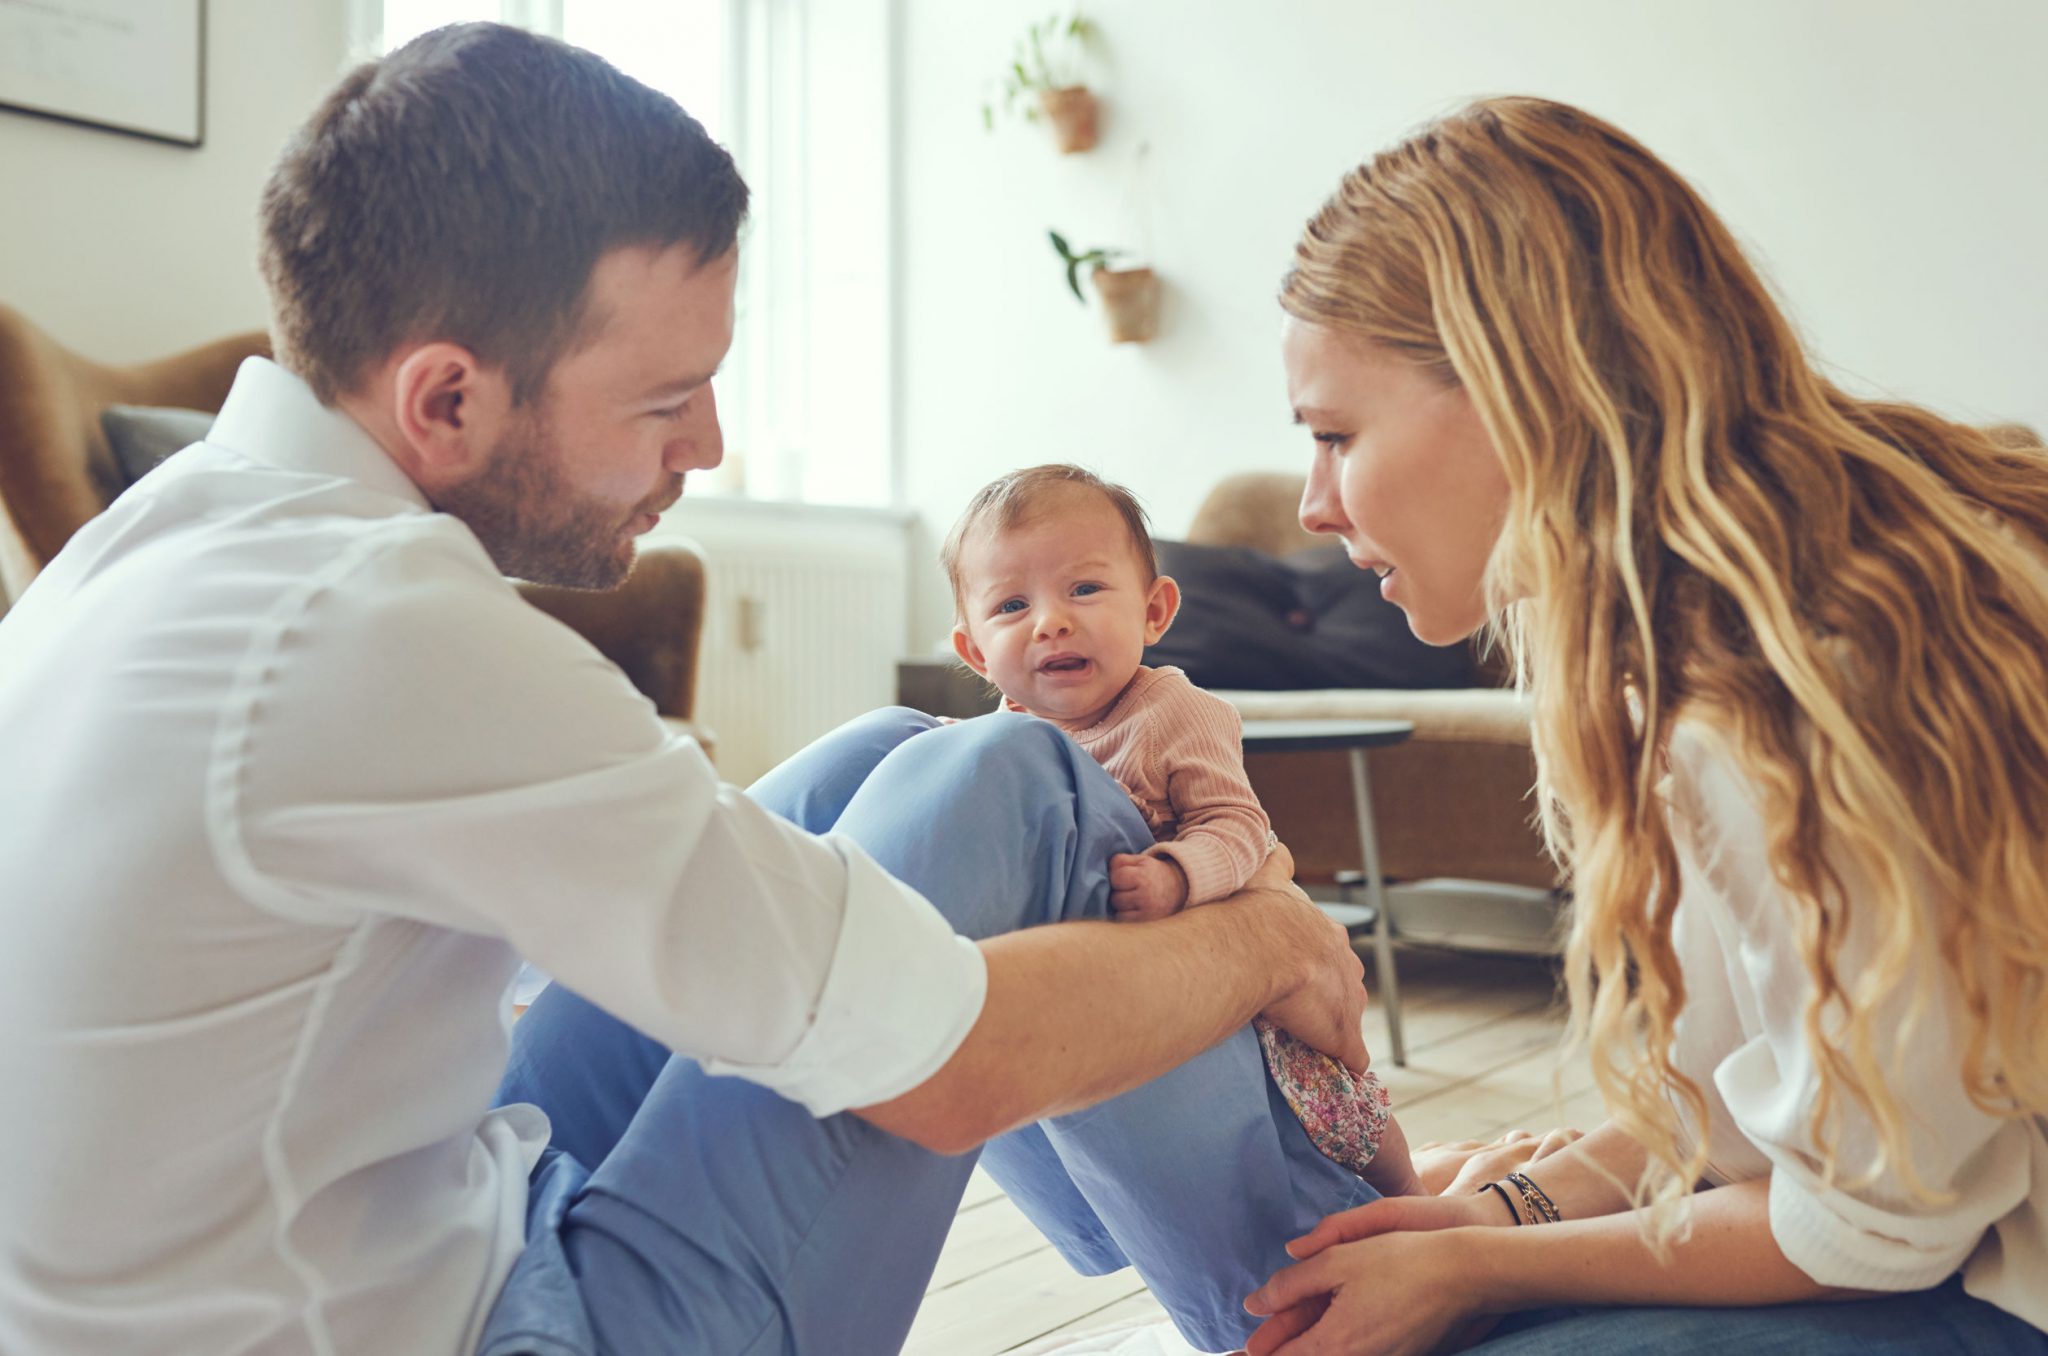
[347,1,894,509]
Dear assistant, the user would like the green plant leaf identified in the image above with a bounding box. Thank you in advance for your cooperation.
[1048,229,1073,260]
[1065,259,1086,303]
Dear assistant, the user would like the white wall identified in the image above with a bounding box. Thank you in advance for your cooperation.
[893,0,2048,648]
[0,0,350,362]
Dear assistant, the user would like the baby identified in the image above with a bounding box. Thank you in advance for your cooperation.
[942,463,1420,1197]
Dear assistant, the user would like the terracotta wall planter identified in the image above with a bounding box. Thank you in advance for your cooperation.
[1092,267,1159,343]
[1038,86,1100,154]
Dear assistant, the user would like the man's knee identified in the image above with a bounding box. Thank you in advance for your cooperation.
[855,704,941,740]
[932,710,1076,776]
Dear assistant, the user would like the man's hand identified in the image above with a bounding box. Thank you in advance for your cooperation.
[1241,846,1371,1074]
[1109,853,1188,920]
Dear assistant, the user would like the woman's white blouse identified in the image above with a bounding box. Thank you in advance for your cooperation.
[1663,722,2047,1327]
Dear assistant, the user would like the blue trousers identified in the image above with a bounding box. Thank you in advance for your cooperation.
[1472,1274,2047,1353]
[476,709,1371,1356]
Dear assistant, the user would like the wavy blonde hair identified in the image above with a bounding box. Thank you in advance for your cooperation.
[1281,96,2048,1225]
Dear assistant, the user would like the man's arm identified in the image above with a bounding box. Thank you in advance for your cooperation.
[855,848,1368,1154]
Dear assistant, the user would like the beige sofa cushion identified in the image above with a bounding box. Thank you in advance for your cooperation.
[1220,687,1557,891]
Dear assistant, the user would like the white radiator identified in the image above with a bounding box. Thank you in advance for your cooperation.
[653,500,913,786]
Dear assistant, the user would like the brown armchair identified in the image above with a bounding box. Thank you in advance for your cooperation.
[0,305,708,728]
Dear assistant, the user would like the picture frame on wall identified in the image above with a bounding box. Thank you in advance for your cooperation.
[0,0,205,148]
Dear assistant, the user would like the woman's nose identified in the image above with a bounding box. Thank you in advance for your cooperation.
[1299,455,1346,537]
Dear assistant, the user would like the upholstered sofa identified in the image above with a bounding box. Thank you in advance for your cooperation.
[0,306,710,729]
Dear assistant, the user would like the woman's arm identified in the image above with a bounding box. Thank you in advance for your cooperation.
[1246,1175,1870,1356]
[1507,1118,1649,1219]
[1477,1176,1868,1310]
[1287,1117,1648,1253]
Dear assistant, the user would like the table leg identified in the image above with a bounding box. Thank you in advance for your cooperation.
[1348,747,1405,1067]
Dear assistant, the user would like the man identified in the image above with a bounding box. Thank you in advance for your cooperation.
[0,24,1369,1356]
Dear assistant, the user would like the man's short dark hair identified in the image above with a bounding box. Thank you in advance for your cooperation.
[259,22,749,404]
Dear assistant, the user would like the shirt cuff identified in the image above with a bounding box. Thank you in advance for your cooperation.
[699,839,987,1118]
[1767,1158,1981,1292]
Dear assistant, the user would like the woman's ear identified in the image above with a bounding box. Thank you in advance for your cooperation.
[950,625,990,678]
[387,342,513,490]
[1143,574,1181,645]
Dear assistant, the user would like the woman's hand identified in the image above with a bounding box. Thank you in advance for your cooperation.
[1243,1229,1495,1356]
[1412,1126,1584,1196]
[1236,1129,1582,1354]
[1285,1186,1509,1263]
[1240,1186,1510,1353]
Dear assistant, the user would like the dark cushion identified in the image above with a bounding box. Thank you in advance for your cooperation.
[102,404,214,485]
[1143,538,1479,691]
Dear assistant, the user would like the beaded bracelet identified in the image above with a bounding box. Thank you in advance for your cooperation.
[1505,1171,1561,1225]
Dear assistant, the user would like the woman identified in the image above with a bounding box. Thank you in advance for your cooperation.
[1246,95,2048,1354]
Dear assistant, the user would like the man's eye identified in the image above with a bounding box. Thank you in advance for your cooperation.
[652,403,688,422]
[996,599,1026,615]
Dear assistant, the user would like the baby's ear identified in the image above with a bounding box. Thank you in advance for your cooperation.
[950,625,990,677]
[1144,574,1181,643]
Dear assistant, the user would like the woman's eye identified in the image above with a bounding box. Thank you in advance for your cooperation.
[1313,430,1354,451]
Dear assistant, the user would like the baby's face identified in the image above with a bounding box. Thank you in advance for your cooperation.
[951,489,1176,725]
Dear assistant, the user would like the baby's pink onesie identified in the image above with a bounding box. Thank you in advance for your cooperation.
[1013,664,1392,1175]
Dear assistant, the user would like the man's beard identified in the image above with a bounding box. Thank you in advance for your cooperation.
[436,407,663,591]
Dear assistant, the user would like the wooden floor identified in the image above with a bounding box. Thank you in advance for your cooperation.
[903,946,1602,1356]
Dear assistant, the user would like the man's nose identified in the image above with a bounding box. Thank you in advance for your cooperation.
[665,382,724,473]
[1299,456,1345,537]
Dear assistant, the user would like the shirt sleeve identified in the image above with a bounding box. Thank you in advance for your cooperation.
[1663,725,2035,1292]
[1142,673,1274,905]
[219,525,985,1116]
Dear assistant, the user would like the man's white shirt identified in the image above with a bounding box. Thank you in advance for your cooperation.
[0,358,987,1355]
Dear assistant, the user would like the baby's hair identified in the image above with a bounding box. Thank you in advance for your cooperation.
[942,464,1157,621]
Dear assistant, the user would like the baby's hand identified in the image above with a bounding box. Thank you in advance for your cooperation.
[1108,853,1189,921]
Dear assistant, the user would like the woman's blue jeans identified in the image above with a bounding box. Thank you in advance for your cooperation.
[475,709,1371,1356]
[1471,1274,2046,1353]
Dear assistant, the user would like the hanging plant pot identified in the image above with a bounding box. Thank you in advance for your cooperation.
[1038,86,1100,154]
[1092,266,1160,344]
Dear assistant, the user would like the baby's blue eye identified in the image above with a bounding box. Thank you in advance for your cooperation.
[1073,583,1102,597]
[997,598,1027,615]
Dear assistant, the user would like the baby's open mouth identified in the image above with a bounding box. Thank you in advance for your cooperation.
[1041,657,1090,673]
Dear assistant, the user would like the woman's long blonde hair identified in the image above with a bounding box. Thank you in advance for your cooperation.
[1281,96,2048,1223]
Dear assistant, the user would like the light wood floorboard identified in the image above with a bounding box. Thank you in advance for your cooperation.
[903,946,1594,1355]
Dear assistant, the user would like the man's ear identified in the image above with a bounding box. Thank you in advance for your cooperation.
[387,342,515,489]
[950,624,990,678]
[1143,574,1181,645]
